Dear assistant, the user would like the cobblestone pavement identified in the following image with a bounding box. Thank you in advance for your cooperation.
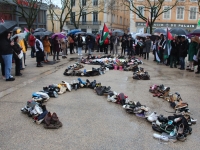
[0,50,200,150]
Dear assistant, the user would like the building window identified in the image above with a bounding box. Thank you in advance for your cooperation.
[82,12,86,23]
[120,16,122,24]
[71,0,75,7]
[71,12,75,23]
[151,7,157,18]
[163,6,171,19]
[93,0,98,6]
[137,6,144,18]
[176,7,184,19]
[189,7,197,19]
[82,0,86,6]
[93,12,98,23]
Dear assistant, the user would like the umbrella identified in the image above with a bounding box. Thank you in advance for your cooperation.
[153,28,166,34]
[52,33,66,39]
[12,26,21,32]
[170,28,189,35]
[112,29,124,36]
[33,31,54,37]
[86,33,96,38]
[67,29,81,35]
[74,31,86,36]
[0,21,17,34]
[34,28,47,32]
[190,29,200,34]
[11,32,27,41]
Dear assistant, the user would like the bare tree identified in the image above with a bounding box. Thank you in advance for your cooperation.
[45,0,55,32]
[50,0,72,32]
[70,0,104,29]
[2,0,43,30]
[122,0,179,33]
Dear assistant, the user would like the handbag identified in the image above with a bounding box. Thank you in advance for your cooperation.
[17,51,23,59]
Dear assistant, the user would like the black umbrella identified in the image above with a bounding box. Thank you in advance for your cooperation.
[190,29,200,34]
[74,32,86,36]
[153,28,166,34]
[0,21,17,34]
[33,31,54,37]
[12,26,21,32]
[34,28,46,32]
[170,28,189,35]
[86,33,95,38]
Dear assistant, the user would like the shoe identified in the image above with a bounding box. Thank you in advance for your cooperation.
[15,73,22,76]
[162,132,177,143]
[178,123,184,134]
[177,134,186,142]
[195,71,200,74]
[2,76,6,80]
[57,58,60,60]
[37,64,43,67]
[153,133,169,142]
[6,77,15,81]
[152,123,163,133]
[147,112,158,122]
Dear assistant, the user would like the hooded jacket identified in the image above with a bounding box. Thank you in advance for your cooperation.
[16,29,27,53]
[0,31,13,55]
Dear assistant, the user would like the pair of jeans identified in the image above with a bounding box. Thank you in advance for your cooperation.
[2,54,13,79]
[113,44,118,55]
[179,57,185,69]
[78,47,82,55]
[1,60,5,76]
[144,52,149,59]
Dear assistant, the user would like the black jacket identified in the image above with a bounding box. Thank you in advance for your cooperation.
[126,39,133,48]
[179,40,188,57]
[170,40,178,56]
[0,37,13,55]
[77,37,83,47]
[12,42,22,59]
[121,36,127,48]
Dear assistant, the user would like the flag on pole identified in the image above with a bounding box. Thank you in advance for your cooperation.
[24,27,29,33]
[164,28,173,59]
[99,23,109,45]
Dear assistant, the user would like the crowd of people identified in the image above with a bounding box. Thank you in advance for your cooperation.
[1,28,200,82]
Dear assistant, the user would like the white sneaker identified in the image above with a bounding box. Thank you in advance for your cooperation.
[107,95,117,102]
[147,112,158,122]
[156,119,162,126]
[153,133,169,142]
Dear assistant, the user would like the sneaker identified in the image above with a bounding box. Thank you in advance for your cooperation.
[6,77,15,81]
[147,112,158,122]
[107,95,117,102]
[153,133,169,142]
[162,132,177,143]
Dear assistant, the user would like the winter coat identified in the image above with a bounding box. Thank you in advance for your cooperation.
[86,37,95,49]
[121,36,127,48]
[77,36,83,47]
[0,32,13,55]
[143,39,151,53]
[188,41,198,61]
[126,39,133,49]
[28,35,36,47]
[53,39,60,52]
[43,39,51,53]
[111,36,120,45]
[12,42,22,59]
[179,41,188,57]
[170,40,178,56]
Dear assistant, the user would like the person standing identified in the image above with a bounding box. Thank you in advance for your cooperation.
[87,35,95,55]
[170,38,178,68]
[121,34,127,55]
[12,36,22,76]
[187,37,198,72]
[111,33,120,56]
[60,38,67,58]
[104,37,109,54]
[143,36,151,60]
[0,31,15,81]
[127,35,134,57]
[68,34,74,54]
[43,35,51,62]
[53,35,60,61]
[35,36,44,67]
[28,34,36,58]
[77,34,83,55]
[178,36,188,70]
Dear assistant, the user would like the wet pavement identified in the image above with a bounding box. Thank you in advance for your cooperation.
[0,50,200,150]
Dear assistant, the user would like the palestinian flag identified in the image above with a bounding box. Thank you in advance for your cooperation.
[99,23,109,45]
[164,28,173,60]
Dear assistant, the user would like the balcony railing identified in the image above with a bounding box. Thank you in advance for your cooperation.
[66,21,101,25]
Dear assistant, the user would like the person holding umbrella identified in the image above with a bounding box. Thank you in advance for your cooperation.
[68,34,75,54]
[28,34,36,58]
[53,35,60,61]
[77,34,83,55]
[0,31,15,81]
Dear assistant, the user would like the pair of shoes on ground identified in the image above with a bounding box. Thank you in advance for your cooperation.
[43,112,62,129]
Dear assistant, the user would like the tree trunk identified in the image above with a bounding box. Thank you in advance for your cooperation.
[52,22,54,32]
[149,24,153,34]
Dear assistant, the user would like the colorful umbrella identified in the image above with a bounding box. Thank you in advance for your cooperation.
[67,29,81,35]
[52,33,66,39]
